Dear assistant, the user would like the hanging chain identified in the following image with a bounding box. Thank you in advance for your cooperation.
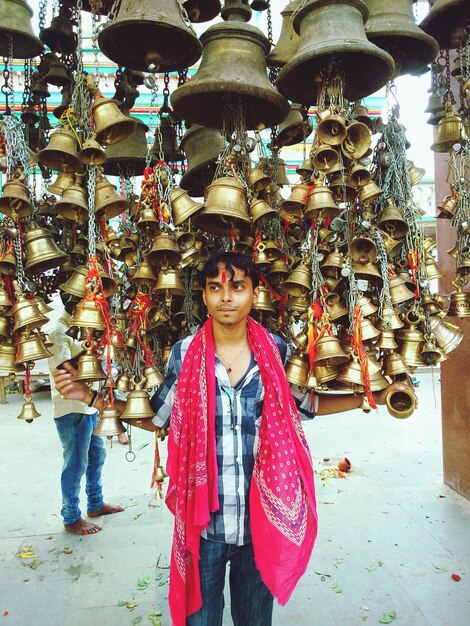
[3,115,30,179]
[2,35,14,115]
[266,1,273,46]
[13,232,26,288]
[87,166,98,258]
[145,76,160,166]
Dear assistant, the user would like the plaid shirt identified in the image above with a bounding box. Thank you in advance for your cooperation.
[150,333,317,546]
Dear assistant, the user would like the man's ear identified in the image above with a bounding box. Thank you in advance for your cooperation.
[202,289,207,306]
[252,285,260,305]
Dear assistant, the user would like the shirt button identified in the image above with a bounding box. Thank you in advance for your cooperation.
[236,457,241,464]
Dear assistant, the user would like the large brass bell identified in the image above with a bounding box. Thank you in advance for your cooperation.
[386,385,415,419]
[193,176,251,235]
[281,262,312,297]
[71,298,106,331]
[314,334,349,367]
[170,187,204,226]
[147,232,182,268]
[364,0,439,77]
[37,126,83,173]
[17,394,41,422]
[0,178,34,219]
[95,176,130,221]
[431,98,467,153]
[285,353,309,387]
[179,124,226,198]
[429,315,463,354]
[183,0,221,23]
[40,6,77,55]
[94,406,126,437]
[12,294,48,333]
[98,0,202,72]
[267,0,301,68]
[74,345,107,382]
[104,114,149,176]
[420,0,470,51]
[120,378,155,420]
[276,0,395,104]
[171,16,289,130]
[91,97,137,146]
[0,0,43,58]
[23,223,69,275]
[15,330,52,364]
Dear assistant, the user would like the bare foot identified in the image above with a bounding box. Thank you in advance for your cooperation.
[118,432,129,445]
[64,518,102,535]
[87,503,125,517]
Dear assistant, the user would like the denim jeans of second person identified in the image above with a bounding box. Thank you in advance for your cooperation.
[54,412,105,525]
[186,537,274,626]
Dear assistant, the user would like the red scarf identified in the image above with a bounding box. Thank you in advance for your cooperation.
[165,317,318,625]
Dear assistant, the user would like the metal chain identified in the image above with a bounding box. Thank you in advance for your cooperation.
[38,0,48,31]
[2,35,14,114]
[145,78,159,166]
[87,166,97,258]
[106,0,121,22]
[266,1,273,46]
[3,115,30,179]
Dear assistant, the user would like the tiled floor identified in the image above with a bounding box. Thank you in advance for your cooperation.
[1,371,469,626]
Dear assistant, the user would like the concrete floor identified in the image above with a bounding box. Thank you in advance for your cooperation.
[1,371,469,626]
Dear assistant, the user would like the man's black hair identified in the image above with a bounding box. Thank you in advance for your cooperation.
[200,251,262,289]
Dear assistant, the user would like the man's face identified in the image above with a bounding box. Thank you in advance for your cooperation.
[203,263,259,326]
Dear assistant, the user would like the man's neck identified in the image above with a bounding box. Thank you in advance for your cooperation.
[212,319,249,349]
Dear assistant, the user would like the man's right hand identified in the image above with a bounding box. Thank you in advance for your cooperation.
[53,362,89,403]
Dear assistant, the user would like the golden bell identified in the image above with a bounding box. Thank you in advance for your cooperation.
[74,345,107,382]
[429,315,463,354]
[250,198,278,228]
[194,177,251,235]
[142,365,164,390]
[17,395,41,422]
[55,180,88,224]
[0,284,12,309]
[259,157,290,186]
[263,241,283,262]
[419,335,443,366]
[154,267,184,296]
[377,330,398,350]
[315,363,339,384]
[424,254,443,281]
[0,338,22,373]
[280,182,310,218]
[44,55,71,87]
[170,187,204,226]
[12,295,48,333]
[285,353,309,387]
[23,223,69,275]
[90,96,137,146]
[104,113,149,176]
[98,0,202,72]
[249,167,271,194]
[382,351,409,377]
[437,195,458,218]
[364,0,439,77]
[312,143,341,173]
[252,285,275,313]
[71,298,106,331]
[79,135,107,166]
[0,178,34,220]
[369,370,391,392]
[60,264,117,299]
[267,0,301,68]
[37,126,83,173]
[378,303,405,330]
[131,259,158,285]
[116,373,131,393]
[179,124,226,198]
[321,250,344,279]
[350,236,378,264]
[15,330,53,364]
[314,334,349,367]
[342,121,371,159]
[0,316,10,340]
[324,292,348,322]
[0,251,17,277]
[328,171,357,203]
[336,354,364,387]
[386,386,415,419]
[316,112,347,146]
[94,176,130,221]
[349,162,371,188]
[360,316,381,341]
[296,158,314,180]
[304,185,339,219]
[147,232,182,268]
[136,207,160,234]
[359,180,384,205]
[281,262,312,297]
[252,243,271,273]
[120,380,155,420]
[380,231,403,258]
[408,161,426,186]
[0,0,43,59]
[389,273,416,305]
[276,103,310,147]
[94,406,126,437]
[277,0,394,104]
[396,322,425,369]
[431,98,467,153]
[171,16,289,130]
[447,281,470,318]
[47,171,75,196]
[357,295,378,317]
[268,258,291,285]
[378,199,409,238]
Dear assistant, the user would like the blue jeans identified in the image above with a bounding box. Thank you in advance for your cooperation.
[54,412,105,525]
[187,537,274,626]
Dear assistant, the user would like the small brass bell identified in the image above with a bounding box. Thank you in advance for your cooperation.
[296,158,314,179]
[281,262,312,297]
[429,315,464,354]
[37,126,83,174]
[315,363,339,385]
[12,294,48,333]
[131,259,158,285]
[285,353,309,387]
[360,317,381,341]
[385,386,415,419]
[350,236,378,264]
[252,285,275,313]
[116,373,131,393]
[396,312,426,369]
[377,330,398,351]
[94,406,126,437]
[389,273,416,305]
[47,171,75,197]
[447,277,470,318]
[313,334,349,367]
[154,268,185,296]
[74,345,107,382]
[342,121,371,160]
[59,264,117,299]
[15,330,53,364]
[408,161,425,186]
[276,103,310,147]
[194,176,251,236]
[71,298,106,331]
[424,254,443,281]
[304,185,339,219]
[94,176,130,221]
[79,135,107,166]
[349,162,371,188]
[249,167,271,194]
[143,365,164,390]
[430,98,467,153]
[336,354,365,388]
[0,179,34,220]
[357,295,378,317]
[419,335,443,366]
[17,394,41,422]
[377,303,404,330]
[359,180,384,205]
[437,195,458,219]
[120,379,155,420]
[324,293,348,322]
[316,111,347,146]
[321,250,344,279]
[55,179,88,225]
[23,223,69,275]
[250,198,278,228]
[147,232,182,268]
[170,187,204,226]
[378,199,409,238]
[0,338,23,373]
[136,207,160,234]
[91,96,137,146]
[44,55,71,87]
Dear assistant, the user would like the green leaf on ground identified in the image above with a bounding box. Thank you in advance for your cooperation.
[137,576,152,590]
[132,616,143,625]
[432,563,447,572]
[148,613,162,626]
[118,600,128,607]
[379,611,397,624]
[330,584,342,593]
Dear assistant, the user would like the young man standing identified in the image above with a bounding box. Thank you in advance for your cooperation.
[53,252,414,624]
